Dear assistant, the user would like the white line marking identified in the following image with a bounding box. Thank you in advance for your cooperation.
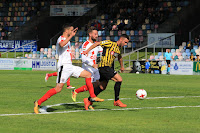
[0,96,200,117]
[1,105,200,117]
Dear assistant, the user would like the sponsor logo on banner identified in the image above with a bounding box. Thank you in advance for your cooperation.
[0,58,14,70]
[32,59,57,70]
[0,40,37,52]
[14,59,32,70]
[132,61,161,74]
[162,61,193,75]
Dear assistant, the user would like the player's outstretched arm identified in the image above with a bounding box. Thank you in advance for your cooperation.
[83,42,100,55]
[59,28,78,47]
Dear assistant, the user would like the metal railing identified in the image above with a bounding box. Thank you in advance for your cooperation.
[122,34,176,68]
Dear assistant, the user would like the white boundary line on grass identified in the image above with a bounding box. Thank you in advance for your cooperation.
[0,95,200,117]
[0,105,200,117]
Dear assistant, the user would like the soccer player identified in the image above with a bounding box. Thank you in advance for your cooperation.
[34,24,104,114]
[164,49,173,74]
[83,34,129,110]
[71,26,102,103]
[45,72,75,89]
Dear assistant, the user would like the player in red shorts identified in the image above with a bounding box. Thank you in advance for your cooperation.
[45,72,75,89]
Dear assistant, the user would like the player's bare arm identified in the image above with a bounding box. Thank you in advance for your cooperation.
[118,54,124,72]
[83,42,100,55]
[59,28,78,47]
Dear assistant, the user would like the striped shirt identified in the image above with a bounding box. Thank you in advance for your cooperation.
[99,40,121,67]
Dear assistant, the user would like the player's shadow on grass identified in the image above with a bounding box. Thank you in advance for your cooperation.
[62,104,86,110]
[40,86,55,89]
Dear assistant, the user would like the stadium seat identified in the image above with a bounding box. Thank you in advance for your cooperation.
[171,49,175,53]
[182,42,186,46]
[178,56,183,61]
[186,49,190,53]
[130,30,134,35]
[159,55,164,60]
[158,52,162,56]
[172,52,176,57]
[98,31,102,36]
[110,31,114,36]
[150,55,154,60]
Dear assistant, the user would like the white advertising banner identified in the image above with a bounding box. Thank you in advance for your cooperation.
[0,58,14,70]
[14,59,32,70]
[50,4,96,16]
[148,33,175,48]
[32,59,57,71]
[161,61,193,75]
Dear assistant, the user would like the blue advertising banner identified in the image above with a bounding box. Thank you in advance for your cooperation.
[0,40,37,52]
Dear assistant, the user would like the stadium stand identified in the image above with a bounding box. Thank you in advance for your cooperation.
[0,0,192,59]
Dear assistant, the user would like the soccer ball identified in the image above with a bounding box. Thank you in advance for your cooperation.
[136,71,139,74]
[136,89,147,100]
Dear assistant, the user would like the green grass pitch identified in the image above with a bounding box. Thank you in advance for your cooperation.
[0,70,200,133]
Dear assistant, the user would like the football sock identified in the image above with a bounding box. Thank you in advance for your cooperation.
[48,72,57,77]
[168,67,170,73]
[38,88,57,106]
[75,85,88,93]
[67,78,70,86]
[88,86,103,101]
[114,82,122,101]
[85,78,96,98]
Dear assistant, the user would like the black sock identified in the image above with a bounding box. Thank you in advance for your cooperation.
[114,82,122,101]
[88,86,103,101]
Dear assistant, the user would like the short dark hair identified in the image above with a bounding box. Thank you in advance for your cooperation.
[120,34,129,40]
[62,24,73,32]
[87,26,97,34]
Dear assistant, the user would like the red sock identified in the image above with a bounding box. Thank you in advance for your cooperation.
[48,72,57,77]
[38,88,57,105]
[85,78,96,98]
[75,85,88,93]
[67,78,70,86]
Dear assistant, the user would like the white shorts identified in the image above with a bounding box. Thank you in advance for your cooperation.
[56,64,84,83]
[82,63,100,83]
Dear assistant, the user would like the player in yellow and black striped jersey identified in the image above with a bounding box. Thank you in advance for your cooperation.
[83,34,129,108]
[99,40,121,68]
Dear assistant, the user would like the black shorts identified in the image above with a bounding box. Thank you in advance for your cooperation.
[99,67,117,81]
[166,60,171,65]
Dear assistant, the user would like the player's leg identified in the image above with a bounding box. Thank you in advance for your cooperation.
[111,73,127,107]
[66,77,75,89]
[34,66,71,114]
[71,66,104,102]
[79,70,104,102]
[45,72,57,82]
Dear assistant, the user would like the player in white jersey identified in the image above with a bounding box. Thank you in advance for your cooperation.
[71,27,103,107]
[34,24,104,114]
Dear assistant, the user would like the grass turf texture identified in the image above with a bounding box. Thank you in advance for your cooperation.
[0,70,200,133]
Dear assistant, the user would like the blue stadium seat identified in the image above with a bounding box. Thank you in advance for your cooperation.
[102,30,106,36]
[79,37,83,42]
[186,49,190,53]
[126,30,130,36]
[114,36,118,41]
[158,52,162,56]
[132,42,136,48]
[134,30,139,36]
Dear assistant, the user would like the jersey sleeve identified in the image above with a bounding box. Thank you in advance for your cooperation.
[100,40,112,47]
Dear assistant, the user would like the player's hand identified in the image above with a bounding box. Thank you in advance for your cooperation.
[92,64,98,69]
[71,27,78,37]
[120,66,124,73]
[82,51,88,56]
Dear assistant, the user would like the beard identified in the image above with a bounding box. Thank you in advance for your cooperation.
[91,37,97,42]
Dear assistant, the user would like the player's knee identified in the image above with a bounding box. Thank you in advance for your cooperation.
[55,85,63,93]
[85,71,92,78]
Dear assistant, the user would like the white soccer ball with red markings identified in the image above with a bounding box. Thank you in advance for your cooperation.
[136,89,147,100]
